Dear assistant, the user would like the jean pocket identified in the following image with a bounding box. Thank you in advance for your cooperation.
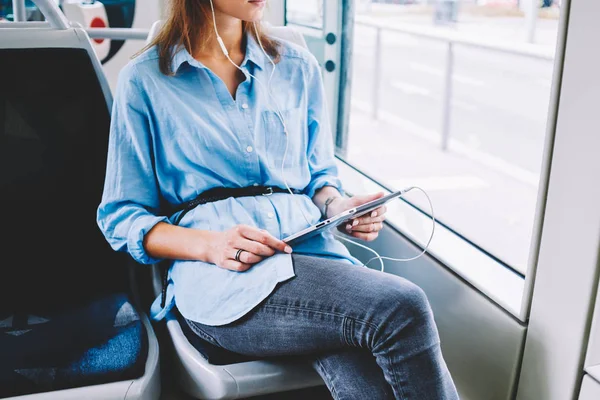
[261,108,306,170]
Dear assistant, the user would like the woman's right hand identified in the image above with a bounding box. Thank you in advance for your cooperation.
[207,225,292,272]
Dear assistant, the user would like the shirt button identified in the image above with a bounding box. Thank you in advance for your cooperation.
[241,103,249,109]
[246,146,253,153]
[267,212,274,219]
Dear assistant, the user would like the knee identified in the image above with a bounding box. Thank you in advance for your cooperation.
[366,277,439,351]
[378,277,433,321]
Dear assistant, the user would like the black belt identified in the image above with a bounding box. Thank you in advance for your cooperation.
[161,185,303,308]
[170,185,303,225]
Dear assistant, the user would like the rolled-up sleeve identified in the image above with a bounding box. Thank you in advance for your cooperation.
[304,55,344,199]
[96,64,168,265]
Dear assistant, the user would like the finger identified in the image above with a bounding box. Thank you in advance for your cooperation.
[362,205,388,220]
[350,231,379,242]
[349,215,386,226]
[239,226,292,254]
[240,251,263,265]
[221,259,252,272]
[375,205,388,216]
[348,222,383,234]
[231,249,264,265]
[235,238,276,257]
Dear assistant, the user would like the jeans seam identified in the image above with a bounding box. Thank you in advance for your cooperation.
[314,357,340,400]
[342,317,355,347]
[378,311,437,400]
[263,303,381,333]
[186,320,222,347]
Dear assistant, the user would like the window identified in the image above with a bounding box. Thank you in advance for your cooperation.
[0,1,42,21]
[340,1,563,316]
[285,0,323,29]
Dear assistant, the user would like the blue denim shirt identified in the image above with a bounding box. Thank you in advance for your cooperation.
[96,34,361,326]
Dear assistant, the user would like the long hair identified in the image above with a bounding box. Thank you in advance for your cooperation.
[140,0,280,76]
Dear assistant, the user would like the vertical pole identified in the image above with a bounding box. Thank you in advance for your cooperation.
[372,26,382,120]
[525,0,538,43]
[441,42,454,151]
[12,0,27,21]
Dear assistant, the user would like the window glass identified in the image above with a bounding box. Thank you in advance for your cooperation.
[286,0,323,30]
[347,0,563,275]
[0,0,42,21]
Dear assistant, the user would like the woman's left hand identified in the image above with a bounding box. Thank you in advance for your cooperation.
[327,192,388,242]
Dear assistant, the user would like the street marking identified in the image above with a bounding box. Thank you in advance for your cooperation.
[391,80,432,97]
[409,62,486,87]
[453,100,479,112]
[389,81,478,112]
[454,75,486,87]
[389,176,490,191]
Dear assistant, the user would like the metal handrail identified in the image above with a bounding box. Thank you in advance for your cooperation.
[30,0,70,30]
[0,21,50,28]
[11,0,27,22]
[356,16,556,151]
[356,16,555,61]
[4,1,151,41]
[85,27,149,41]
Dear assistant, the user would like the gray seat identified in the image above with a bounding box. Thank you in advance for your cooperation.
[145,20,325,400]
[0,1,160,399]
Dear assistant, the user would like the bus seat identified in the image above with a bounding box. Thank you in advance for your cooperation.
[145,21,324,399]
[0,4,160,399]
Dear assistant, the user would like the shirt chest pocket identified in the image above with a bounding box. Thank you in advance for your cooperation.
[261,108,307,170]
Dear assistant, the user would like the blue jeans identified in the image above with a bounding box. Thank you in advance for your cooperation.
[186,254,459,400]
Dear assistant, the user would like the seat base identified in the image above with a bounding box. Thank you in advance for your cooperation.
[165,311,324,400]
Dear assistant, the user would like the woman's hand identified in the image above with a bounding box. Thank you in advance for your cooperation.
[327,192,388,242]
[207,225,292,272]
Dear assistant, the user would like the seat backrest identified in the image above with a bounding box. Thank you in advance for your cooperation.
[0,27,129,312]
[266,24,309,49]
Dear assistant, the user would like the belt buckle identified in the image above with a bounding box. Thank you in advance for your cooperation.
[262,187,273,196]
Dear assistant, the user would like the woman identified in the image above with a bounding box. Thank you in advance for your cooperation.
[97,0,459,398]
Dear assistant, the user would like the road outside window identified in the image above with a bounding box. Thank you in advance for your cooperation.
[347,0,562,275]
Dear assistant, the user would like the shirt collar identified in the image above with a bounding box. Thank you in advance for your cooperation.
[243,33,267,71]
[171,46,197,73]
[170,32,267,73]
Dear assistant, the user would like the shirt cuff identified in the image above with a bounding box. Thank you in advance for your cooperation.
[127,214,170,264]
[306,174,345,199]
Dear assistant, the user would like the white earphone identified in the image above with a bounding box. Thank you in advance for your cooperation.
[207,0,436,272]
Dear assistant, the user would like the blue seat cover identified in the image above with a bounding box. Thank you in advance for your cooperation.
[0,293,147,398]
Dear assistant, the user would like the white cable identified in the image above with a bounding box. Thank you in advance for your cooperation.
[209,1,312,225]
[250,23,311,224]
[208,4,437,271]
[252,23,276,91]
[336,186,436,272]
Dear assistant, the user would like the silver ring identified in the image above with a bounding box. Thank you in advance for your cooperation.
[234,249,244,262]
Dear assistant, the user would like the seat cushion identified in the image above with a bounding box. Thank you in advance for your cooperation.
[177,310,258,366]
[0,293,147,398]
